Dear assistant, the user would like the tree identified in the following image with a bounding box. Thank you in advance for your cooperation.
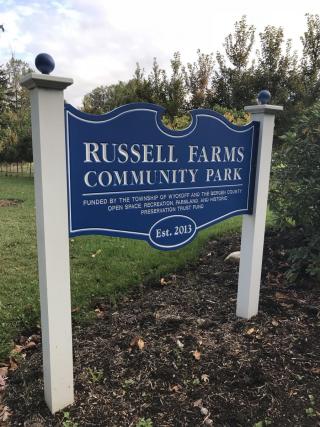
[255,26,298,102]
[0,57,32,167]
[82,52,188,123]
[82,79,146,114]
[254,25,301,138]
[224,16,255,71]
[5,56,31,112]
[163,52,187,120]
[0,65,7,115]
[300,14,320,105]
[184,49,214,109]
[270,102,320,281]
[211,16,256,109]
[147,58,167,105]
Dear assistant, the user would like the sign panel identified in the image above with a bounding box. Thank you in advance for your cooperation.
[65,103,259,249]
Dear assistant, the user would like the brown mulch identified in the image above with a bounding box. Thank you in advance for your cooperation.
[3,229,320,427]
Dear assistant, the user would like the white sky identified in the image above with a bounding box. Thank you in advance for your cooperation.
[0,0,319,107]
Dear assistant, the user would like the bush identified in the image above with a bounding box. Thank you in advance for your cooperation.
[270,102,320,281]
[162,106,250,130]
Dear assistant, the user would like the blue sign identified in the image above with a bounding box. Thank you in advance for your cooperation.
[65,103,259,250]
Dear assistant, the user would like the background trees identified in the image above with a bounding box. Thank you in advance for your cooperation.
[0,14,320,280]
[1,14,319,164]
[0,56,32,171]
[80,14,320,140]
[210,16,256,109]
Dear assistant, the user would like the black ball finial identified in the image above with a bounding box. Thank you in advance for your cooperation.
[35,53,55,75]
[257,90,271,105]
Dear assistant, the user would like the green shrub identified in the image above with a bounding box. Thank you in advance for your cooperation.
[270,102,320,281]
[162,106,250,130]
[136,418,153,427]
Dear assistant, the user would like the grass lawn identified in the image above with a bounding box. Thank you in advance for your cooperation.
[0,175,247,360]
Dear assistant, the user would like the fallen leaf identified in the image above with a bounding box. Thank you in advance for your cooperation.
[24,341,37,350]
[91,249,102,258]
[137,338,145,350]
[8,358,18,372]
[0,375,6,391]
[160,278,171,286]
[196,318,206,326]
[17,335,28,346]
[201,407,209,416]
[0,405,11,422]
[193,399,203,407]
[11,345,23,354]
[275,291,288,300]
[246,327,255,335]
[130,336,145,351]
[193,350,201,361]
[0,367,8,378]
[28,334,40,344]
[272,319,279,327]
[280,302,293,309]
[94,308,107,319]
[201,374,209,383]
[169,384,181,393]
[176,339,184,349]
[310,367,320,375]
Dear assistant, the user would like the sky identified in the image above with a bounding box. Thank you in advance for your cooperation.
[0,0,319,107]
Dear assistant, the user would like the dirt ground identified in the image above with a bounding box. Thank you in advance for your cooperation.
[2,229,320,427]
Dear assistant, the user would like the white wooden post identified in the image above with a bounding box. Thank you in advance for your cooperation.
[236,102,283,319]
[20,69,74,413]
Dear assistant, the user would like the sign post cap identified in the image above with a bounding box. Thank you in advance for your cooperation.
[257,90,271,105]
[20,53,72,90]
[35,53,55,75]
[245,90,283,114]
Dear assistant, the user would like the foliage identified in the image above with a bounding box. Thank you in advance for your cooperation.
[210,16,256,109]
[82,79,145,114]
[86,367,104,383]
[254,26,301,138]
[136,418,153,427]
[161,114,191,130]
[212,105,250,126]
[270,102,320,280]
[79,14,320,146]
[161,105,249,131]
[0,56,32,167]
[184,49,214,109]
[62,412,78,427]
[2,14,320,165]
[300,14,320,105]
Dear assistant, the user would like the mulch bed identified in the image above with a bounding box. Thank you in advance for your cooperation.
[3,229,320,426]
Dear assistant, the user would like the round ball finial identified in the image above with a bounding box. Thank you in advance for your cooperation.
[257,90,271,105]
[35,53,55,75]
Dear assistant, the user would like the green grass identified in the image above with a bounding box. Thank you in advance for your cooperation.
[0,175,244,360]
